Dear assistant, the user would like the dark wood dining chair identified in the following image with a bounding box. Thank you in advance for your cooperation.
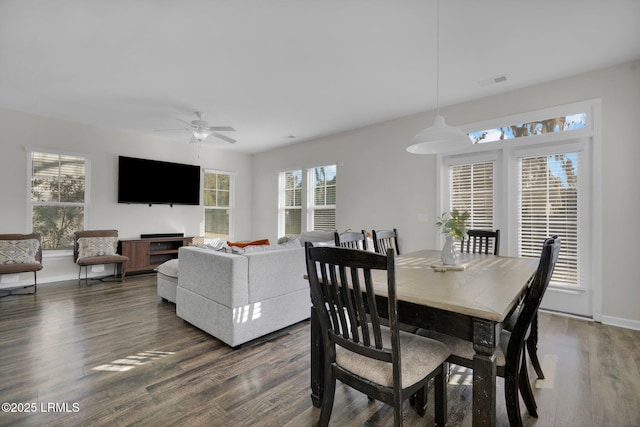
[461,229,500,255]
[372,228,401,255]
[305,243,450,426]
[463,229,546,381]
[418,236,560,427]
[73,229,129,285]
[334,230,368,250]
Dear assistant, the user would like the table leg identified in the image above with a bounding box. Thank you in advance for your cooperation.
[472,318,498,427]
[310,306,323,407]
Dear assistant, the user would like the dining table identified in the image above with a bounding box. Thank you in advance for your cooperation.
[309,249,539,427]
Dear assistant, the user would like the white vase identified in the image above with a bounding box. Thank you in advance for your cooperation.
[441,235,459,265]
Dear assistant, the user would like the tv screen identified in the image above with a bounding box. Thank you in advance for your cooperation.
[118,156,200,206]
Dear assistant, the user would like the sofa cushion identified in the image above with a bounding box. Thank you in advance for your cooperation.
[299,229,336,244]
[178,246,249,307]
[0,239,40,265]
[246,247,307,303]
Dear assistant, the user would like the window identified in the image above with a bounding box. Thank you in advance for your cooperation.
[440,100,598,316]
[203,171,234,240]
[469,113,587,144]
[308,165,337,231]
[28,150,88,251]
[278,170,302,236]
[278,164,337,235]
[518,152,580,286]
[448,160,497,253]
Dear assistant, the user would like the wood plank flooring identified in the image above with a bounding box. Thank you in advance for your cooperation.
[1,275,639,426]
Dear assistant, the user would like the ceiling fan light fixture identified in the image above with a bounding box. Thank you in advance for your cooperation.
[193,128,211,141]
[407,115,470,154]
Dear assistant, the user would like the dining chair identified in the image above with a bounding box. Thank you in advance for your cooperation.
[461,229,500,255]
[334,230,368,250]
[418,235,560,427]
[372,228,401,255]
[73,229,129,285]
[305,243,450,427]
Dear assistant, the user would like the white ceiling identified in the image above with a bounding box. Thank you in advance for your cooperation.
[1,0,639,153]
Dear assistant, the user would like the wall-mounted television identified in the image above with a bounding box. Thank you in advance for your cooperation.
[118,156,200,206]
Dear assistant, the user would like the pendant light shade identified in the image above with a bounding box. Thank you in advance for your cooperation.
[406,0,470,155]
[407,115,470,154]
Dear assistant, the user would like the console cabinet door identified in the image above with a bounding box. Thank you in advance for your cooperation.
[120,241,149,270]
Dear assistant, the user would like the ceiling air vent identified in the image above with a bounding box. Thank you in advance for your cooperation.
[479,75,508,87]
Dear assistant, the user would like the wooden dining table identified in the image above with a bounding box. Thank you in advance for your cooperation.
[309,249,539,427]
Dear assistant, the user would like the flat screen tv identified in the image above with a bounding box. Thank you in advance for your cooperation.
[118,156,200,206]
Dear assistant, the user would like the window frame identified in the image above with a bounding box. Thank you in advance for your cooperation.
[25,147,90,256]
[202,169,235,242]
[277,163,338,236]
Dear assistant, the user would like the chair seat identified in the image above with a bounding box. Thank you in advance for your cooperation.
[336,325,450,388]
[417,328,510,367]
[77,255,129,266]
[0,263,43,274]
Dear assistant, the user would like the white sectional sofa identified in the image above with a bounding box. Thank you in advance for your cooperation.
[174,245,310,348]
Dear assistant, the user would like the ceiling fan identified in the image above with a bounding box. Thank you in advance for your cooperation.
[159,112,236,144]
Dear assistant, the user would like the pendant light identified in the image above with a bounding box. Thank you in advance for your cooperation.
[407,0,470,154]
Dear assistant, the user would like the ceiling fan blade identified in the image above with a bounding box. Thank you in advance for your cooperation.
[177,118,195,127]
[155,128,190,132]
[212,132,237,144]
[207,126,235,132]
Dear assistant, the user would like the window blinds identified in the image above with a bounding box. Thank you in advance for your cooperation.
[518,153,580,287]
[450,161,495,225]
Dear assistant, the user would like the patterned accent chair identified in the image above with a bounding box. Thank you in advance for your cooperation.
[0,233,43,295]
[73,230,129,285]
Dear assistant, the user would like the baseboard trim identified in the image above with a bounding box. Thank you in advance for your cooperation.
[601,315,640,331]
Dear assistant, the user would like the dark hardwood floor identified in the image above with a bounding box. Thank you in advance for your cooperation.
[1,275,639,426]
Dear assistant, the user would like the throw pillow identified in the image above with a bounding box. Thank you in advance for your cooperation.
[226,238,270,248]
[77,237,117,261]
[0,239,40,265]
[155,259,179,278]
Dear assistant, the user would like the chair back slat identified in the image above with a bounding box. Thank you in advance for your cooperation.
[461,229,500,255]
[334,230,368,251]
[372,228,400,255]
[306,243,396,363]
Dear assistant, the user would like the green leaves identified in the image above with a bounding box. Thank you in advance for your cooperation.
[435,209,470,241]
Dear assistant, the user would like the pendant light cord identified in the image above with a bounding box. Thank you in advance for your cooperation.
[436,0,440,117]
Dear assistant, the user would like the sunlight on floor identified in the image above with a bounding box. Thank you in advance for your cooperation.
[534,354,557,389]
[92,350,175,372]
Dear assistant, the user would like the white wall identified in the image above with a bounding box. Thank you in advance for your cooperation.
[0,108,253,284]
[1,59,638,326]
[252,59,640,327]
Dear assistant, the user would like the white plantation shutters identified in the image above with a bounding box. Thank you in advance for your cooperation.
[278,170,302,235]
[309,165,337,231]
[518,153,580,286]
[203,171,234,239]
[278,165,337,234]
[449,161,495,230]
